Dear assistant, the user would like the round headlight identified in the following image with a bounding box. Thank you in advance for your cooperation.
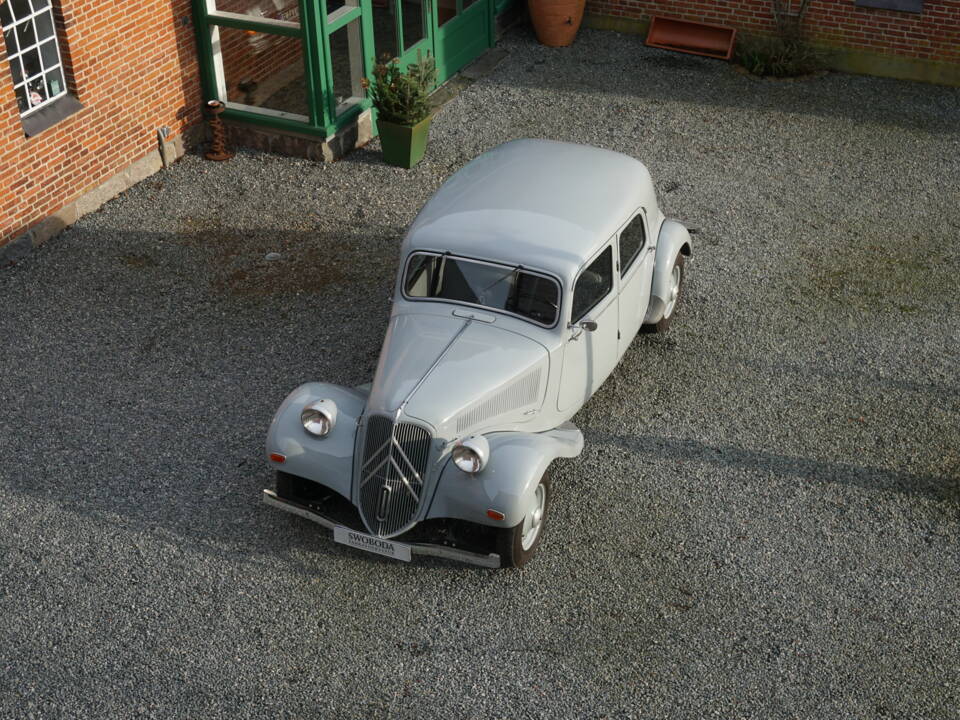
[453,435,490,474]
[301,399,337,438]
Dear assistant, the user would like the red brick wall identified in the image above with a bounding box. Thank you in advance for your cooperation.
[1,0,202,245]
[588,0,960,63]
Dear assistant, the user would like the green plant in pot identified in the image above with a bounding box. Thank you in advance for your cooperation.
[364,55,436,169]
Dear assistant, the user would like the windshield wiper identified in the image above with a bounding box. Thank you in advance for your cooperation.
[477,267,518,304]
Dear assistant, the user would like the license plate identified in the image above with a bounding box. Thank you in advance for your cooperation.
[333,526,412,562]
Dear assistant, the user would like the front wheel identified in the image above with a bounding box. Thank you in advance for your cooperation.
[642,254,685,333]
[496,472,551,568]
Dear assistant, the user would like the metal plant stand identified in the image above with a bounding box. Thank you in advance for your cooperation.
[204,100,233,161]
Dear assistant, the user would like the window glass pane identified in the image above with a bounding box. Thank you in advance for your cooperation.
[437,0,457,26]
[45,66,64,96]
[4,26,18,54]
[213,0,300,23]
[326,0,359,15]
[26,76,46,107]
[401,0,425,51]
[10,56,24,84]
[13,84,29,113]
[32,0,52,11]
[22,46,40,78]
[39,38,58,68]
[572,246,613,322]
[218,26,308,119]
[371,0,398,62]
[34,11,53,41]
[328,17,364,114]
[16,19,36,49]
[0,4,14,29]
[10,0,32,19]
[618,215,646,275]
[405,254,559,326]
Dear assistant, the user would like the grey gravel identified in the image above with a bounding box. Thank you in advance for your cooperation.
[2,26,959,720]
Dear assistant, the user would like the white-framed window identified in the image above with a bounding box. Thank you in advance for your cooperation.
[1,0,68,116]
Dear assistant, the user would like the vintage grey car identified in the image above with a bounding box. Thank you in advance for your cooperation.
[263,139,692,567]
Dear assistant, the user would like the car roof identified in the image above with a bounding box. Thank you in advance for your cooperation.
[402,139,658,286]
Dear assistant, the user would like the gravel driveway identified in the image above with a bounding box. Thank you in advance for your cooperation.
[2,27,958,720]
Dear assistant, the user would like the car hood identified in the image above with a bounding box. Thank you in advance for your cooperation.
[365,312,548,438]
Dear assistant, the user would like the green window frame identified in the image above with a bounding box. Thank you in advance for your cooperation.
[191,0,374,138]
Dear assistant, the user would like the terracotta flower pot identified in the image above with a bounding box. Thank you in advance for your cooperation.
[528,0,586,48]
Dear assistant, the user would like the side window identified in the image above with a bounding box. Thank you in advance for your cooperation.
[571,246,613,322]
[618,212,646,276]
[1,0,68,116]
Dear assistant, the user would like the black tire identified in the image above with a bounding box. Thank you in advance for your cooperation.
[496,472,551,568]
[641,253,685,334]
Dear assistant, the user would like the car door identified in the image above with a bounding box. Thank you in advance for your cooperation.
[558,244,619,412]
[616,208,656,356]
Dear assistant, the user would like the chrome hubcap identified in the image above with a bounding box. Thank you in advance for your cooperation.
[521,483,546,551]
[663,265,681,319]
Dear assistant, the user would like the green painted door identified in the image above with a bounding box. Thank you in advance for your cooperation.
[433,0,490,80]
[369,0,490,84]
[370,0,434,71]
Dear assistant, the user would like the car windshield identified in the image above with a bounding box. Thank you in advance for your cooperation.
[404,253,560,326]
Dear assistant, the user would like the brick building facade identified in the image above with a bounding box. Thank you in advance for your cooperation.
[1,0,201,252]
[586,0,960,83]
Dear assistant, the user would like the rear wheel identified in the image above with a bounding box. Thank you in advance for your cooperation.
[642,254,685,333]
[496,472,550,568]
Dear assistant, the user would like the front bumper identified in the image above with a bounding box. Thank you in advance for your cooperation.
[262,489,501,568]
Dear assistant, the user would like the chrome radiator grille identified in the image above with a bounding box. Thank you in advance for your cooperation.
[358,415,432,537]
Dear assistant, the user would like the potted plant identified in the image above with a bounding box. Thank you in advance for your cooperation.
[364,55,437,169]
[528,0,586,47]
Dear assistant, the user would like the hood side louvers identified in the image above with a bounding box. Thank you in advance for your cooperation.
[455,367,543,434]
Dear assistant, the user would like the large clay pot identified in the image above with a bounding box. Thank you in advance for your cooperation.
[528,0,586,47]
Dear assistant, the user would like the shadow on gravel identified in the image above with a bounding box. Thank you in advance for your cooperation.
[598,432,960,506]
[0,224,406,576]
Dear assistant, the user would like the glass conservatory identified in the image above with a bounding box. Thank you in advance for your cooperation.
[191,0,513,141]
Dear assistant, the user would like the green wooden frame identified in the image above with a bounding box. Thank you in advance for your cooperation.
[190,0,513,140]
[191,0,373,138]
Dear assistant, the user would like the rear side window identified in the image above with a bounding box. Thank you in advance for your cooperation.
[571,246,613,322]
[618,213,646,275]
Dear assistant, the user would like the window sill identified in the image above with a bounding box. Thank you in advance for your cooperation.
[22,94,84,138]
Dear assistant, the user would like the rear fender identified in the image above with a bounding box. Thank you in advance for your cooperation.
[265,382,369,500]
[644,219,692,324]
[427,422,583,528]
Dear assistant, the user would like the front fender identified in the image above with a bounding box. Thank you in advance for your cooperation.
[644,218,692,324]
[426,422,583,528]
[265,382,369,500]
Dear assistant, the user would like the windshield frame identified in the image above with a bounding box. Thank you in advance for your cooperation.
[400,251,563,329]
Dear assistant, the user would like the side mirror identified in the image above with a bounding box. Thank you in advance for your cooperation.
[567,319,598,341]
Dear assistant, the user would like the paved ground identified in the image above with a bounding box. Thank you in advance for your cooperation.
[1,27,958,720]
